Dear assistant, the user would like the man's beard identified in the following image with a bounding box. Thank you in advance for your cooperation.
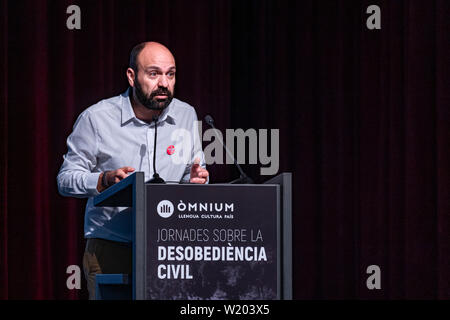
[134,79,173,111]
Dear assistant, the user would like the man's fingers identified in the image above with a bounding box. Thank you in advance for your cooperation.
[189,159,208,183]
[190,177,206,184]
[115,170,129,180]
[198,170,209,178]
[117,167,134,179]
[105,167,134,186]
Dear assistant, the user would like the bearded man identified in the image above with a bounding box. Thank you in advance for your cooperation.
[57,42,209,299]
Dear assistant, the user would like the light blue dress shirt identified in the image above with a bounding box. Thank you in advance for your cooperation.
[57,89,206,242]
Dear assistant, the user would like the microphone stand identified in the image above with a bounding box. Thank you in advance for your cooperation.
[204,115,254,184]
[147,115,166,184]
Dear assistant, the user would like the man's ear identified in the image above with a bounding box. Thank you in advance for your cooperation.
[126,68,135,87]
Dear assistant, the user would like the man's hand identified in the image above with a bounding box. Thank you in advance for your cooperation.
[190,158,209,184]
[97,166,135,192]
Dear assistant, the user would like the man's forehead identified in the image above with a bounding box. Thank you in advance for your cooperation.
[138,44,175,69]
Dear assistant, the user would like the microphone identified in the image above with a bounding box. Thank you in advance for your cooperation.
[204,115,253,184]
[147,115,165,184]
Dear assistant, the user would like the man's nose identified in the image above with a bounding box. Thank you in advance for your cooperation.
[158,75,169,88]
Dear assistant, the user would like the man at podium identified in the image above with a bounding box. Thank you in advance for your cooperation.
[57,42,209,299]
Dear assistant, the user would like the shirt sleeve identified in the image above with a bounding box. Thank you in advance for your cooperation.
[57,111,101,198]
[181,110,208,184]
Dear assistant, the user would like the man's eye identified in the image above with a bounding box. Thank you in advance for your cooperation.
[168,72,175,77]
[149,72,157,77]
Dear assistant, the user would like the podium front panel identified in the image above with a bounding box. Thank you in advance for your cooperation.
[143,184,280,300]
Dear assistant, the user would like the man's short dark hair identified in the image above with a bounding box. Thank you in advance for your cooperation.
[129,42,146,73]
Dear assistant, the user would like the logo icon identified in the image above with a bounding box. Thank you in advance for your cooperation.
[157,200,174,218]
[167,145,175,155]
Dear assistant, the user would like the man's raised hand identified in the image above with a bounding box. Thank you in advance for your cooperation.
[97,166,135,192]
[189,158,209,184]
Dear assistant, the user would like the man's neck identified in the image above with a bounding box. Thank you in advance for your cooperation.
[130,93,162,123]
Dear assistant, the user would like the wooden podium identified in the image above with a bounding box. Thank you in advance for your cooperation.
[93,172,292,300]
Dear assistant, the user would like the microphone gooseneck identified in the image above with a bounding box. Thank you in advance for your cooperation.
[204,114,253,184]
[147,115,166,184]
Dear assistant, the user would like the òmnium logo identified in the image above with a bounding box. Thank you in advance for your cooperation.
[157,200,174,218]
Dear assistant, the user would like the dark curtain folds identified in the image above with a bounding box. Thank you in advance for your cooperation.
[0,0,449,299]
[1,0,8,300]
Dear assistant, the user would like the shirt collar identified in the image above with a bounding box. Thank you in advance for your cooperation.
[121,88,177,126]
